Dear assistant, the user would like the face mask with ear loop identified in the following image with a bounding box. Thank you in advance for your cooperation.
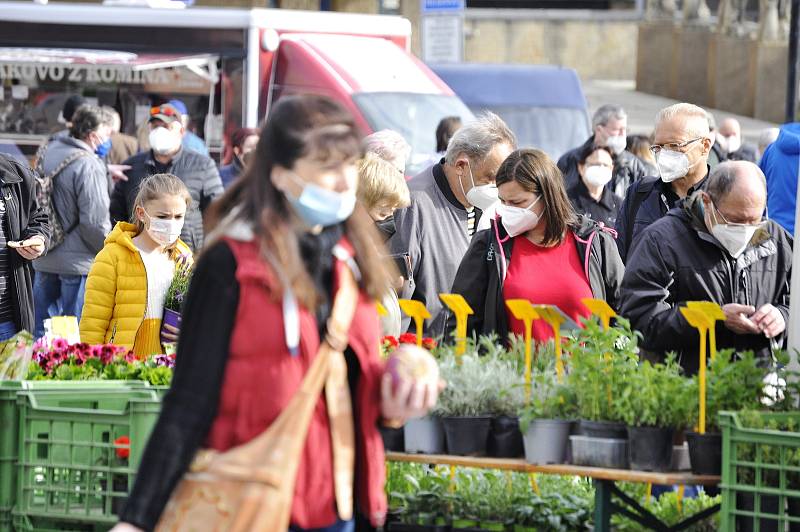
[458,160,499,211]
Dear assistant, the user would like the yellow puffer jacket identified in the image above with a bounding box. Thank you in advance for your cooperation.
[79,222,193,350]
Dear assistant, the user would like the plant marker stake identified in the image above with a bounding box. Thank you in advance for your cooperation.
[680,307,712,434]
[677,485,685,512]
[398,299,432,347]
[581,298,617,330]
[439,294,474,362]
[375,301,389,317]
[506,299,540,400]
[686,301,725,361]
[529,473,541,496]
[533,305,567,382]
[449,465,456,493]
[505,471,513,494]
[646,482,652,502]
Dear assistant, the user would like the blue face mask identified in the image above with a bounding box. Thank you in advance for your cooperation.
[286,172,356,228]
[95,138,112,158]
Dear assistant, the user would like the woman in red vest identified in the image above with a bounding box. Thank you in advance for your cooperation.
[112,95,440,532]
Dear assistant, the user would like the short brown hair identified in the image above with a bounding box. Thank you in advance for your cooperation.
[357,154,410,211]
[496,149,576,246]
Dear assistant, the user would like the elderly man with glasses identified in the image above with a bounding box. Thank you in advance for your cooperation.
[615,103,714,262]
[618,160,791,374]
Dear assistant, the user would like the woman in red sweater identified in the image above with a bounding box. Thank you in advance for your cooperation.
[451,148,625,342]
[112,95,440,532]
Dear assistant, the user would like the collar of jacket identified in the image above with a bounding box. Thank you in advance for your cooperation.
[146,147,184,168]
[0,156,23,185]
[433,159,475,213]
[105,221,194,263]
[571,178,618,211]
[681,191,776,265]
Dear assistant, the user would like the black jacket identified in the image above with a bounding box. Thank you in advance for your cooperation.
[557,136,648,198]
[449,215,625,340]
[110,149,223,252]
[614,167,710,263]
[619,194,792,374]
[0,155,50,332]
[567,179,623,229]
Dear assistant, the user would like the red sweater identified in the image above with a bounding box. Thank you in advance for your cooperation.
[204,237,387,528]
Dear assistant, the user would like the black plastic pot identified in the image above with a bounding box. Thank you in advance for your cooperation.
[379,425,405,452]
[580,420,627,439]
[788,496,800,531]
[628,426,674,472]
[488,415,524,458]
[686,431,722,476]
[442,416,491,456]
[736,492,780,532]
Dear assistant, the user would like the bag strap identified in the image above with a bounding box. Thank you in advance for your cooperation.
[44,150,92,182]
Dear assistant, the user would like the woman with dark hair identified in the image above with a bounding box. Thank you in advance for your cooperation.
[219,127,260,188]
[436,116,462,154]
[112,95,440,532]
[567,144,623,228]
[451,148,625,342]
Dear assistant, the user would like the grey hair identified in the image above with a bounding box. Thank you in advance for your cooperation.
[592,104,627,129]
[444,111,517,166]
[706,161,766,201]
[363,130,411,167]
[655,103,710,138]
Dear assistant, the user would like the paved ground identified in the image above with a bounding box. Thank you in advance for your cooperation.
[582,79,779,145]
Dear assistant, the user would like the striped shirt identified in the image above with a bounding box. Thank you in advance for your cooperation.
[0,197,14,322]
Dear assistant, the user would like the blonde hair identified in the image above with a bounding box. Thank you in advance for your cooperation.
[357,154,410,211]
[132,173,191,234]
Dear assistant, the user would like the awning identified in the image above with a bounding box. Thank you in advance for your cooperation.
[0,48,219,85]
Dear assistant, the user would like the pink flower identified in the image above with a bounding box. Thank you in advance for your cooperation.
[52,338,68,351]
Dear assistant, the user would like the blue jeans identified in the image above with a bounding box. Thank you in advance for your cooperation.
[290,519,354,532]
[0,320,18,342]
[33,272,87,338]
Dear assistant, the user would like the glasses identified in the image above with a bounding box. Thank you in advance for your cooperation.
[150,105,178,118]
[649,137,703,156]
[712,202,767,226]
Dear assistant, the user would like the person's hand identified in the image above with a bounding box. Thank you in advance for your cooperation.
[109,524,144,532]
[722,303,760,335]
[750,304,786,339]
[108,164,131,183]
[161,321,180,343]
[380,371,445,423]
[8,236,45,260]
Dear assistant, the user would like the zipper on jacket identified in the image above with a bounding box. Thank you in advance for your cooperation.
[741,269,751,307]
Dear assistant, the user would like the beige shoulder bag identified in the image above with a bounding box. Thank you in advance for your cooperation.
[155,269,359,532]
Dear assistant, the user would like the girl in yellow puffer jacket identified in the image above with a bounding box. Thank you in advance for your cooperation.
[80,173,193,356]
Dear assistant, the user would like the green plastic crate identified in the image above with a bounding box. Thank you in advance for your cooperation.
[12,387,161,530]
[719,410,800,531]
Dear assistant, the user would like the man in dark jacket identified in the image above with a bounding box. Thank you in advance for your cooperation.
[619,161,791,374]
[450,215,624,339]
[615,103,713,263]
[557,104,648,198]
[111,104,223,252]
[0,155,50,339]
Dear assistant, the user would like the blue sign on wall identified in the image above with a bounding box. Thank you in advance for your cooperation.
[421,0,465,13]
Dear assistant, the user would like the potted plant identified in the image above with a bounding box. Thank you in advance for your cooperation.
[387,465,451,532]
[435,352,494,456]
[519,369,577,465]
[686,350,767,476]
[616,355,694,471]
[161,265,192,346]
[485,353,526,459]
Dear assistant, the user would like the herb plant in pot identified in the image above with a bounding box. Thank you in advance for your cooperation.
[436,352,493,456]
[519,369,577,465]
[161,265,192,346]
[686,350,767,476]
[616,355,694,472]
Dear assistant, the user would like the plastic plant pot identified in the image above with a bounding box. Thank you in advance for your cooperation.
[161,308,181,345]
[442,416,491,456]
[671,443,691,471]
[379,425,405,452]
[579,420,627,439]
[522,419,572,465]
[736,492,780,532]
[627,426,674,472]
[686,431,722,476]
[488,415,524,458]
[570,435,629,469]
[404,416,445,454]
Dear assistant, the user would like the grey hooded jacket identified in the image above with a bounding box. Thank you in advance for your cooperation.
[34,136,111,276]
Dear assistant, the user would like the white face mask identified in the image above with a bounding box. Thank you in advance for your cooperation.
[656,149,691,183]
[145,212,184,246]
[605,135,627,155]
[583,165,613,188]
[149,126,182,156]
[708,204,764,258]
[497,196,542,237]
[461,160,499,211]
[724,135,741,154]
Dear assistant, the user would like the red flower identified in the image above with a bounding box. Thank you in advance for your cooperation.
[114,436,130,459]
[398,333,417,345]
[381,336,399,348]
[421,337,437,350]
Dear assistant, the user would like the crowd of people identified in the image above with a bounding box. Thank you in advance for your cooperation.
[0,91,794,530]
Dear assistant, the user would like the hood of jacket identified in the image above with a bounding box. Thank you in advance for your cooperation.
[775,123,800,156]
